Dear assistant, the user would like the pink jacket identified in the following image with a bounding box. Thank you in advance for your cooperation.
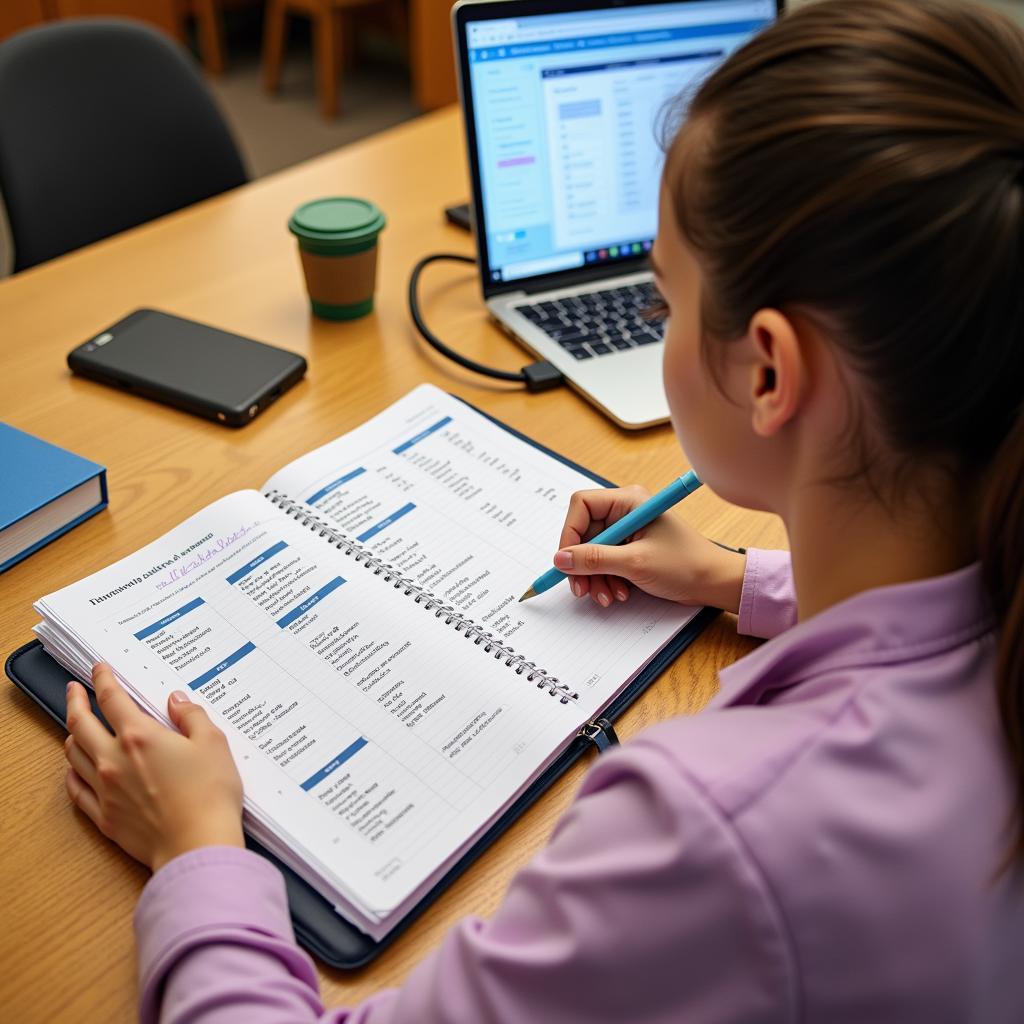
[134,549,1023,1022]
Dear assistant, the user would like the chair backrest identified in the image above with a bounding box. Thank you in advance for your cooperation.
[0,18,248,272]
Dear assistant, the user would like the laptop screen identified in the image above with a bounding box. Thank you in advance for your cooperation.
[460,1,777,288]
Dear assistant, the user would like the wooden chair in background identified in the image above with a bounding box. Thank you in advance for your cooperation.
[262,0,408,118]
[0,1,258,76]
[408,0,455,112]
[0,1,55,41]
[2,0,459,120]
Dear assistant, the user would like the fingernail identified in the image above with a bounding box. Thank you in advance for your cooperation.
[554,550,573,570]
[169,690,189,704]
[615,587,628,602]
[570,579,581,598]
[598,592,610,607]
[66,681,74,698]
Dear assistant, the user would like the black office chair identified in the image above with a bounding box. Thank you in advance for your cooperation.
[0,19,248,272]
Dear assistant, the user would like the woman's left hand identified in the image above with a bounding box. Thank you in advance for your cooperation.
[64,663,245,872]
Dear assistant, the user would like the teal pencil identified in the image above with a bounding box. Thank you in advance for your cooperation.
[519,470,702,602]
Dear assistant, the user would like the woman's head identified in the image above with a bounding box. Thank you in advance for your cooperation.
[656,0,1023,500]
[655,0,1024,857]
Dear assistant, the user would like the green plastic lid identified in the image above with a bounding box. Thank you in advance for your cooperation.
[288,197,386,255]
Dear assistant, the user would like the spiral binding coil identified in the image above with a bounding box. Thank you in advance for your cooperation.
[265,490,579,704]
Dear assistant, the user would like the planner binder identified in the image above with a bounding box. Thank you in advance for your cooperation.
[5,397,719,968]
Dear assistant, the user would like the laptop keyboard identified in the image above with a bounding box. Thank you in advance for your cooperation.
[513,282,665,360]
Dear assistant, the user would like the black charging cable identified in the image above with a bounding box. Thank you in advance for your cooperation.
[407,253,565,392]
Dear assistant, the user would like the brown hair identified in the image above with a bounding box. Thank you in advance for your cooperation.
[665,0,1024,853]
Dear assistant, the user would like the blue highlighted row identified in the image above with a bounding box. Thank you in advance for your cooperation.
[306,467,366,506]
[276,576,346,628]
[188,641,256,690]
[134,597,205,640]
[393,416,451,454]
[226,540,289,585]
[356,502,416,543]
[300,737,368,791]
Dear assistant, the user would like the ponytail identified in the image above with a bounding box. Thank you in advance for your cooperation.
[980,411,1024,862]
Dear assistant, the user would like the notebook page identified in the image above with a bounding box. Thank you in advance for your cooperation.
[33,489,584,923]
[264,384,701,724]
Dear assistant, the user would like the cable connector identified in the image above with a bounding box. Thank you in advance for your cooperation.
[522,360,564,392]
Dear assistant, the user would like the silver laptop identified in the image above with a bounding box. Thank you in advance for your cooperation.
[453,0,779,428]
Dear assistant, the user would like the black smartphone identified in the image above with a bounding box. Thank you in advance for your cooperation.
[68,309,307,427]
[444,201,473,232]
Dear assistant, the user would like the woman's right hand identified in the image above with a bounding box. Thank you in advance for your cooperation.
[554,485,747,612]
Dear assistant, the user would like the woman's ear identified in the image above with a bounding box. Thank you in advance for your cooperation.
[746,309,804,437]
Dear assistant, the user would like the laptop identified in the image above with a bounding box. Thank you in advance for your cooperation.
[453,0,780,428]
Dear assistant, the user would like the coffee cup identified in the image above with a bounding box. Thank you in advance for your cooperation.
[288,197,386,321]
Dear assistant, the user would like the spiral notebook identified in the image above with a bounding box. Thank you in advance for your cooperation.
[23,385,709,958]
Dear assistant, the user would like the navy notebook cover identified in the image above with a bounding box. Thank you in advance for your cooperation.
[0,423,107,573]
[4,400,717,969]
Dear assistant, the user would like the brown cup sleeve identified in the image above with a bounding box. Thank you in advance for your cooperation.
[299,244,378,306]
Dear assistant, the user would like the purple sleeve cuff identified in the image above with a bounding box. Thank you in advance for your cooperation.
[134,846,325,1024]
[736,548,797,639]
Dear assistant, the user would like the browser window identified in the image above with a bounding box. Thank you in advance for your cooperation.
[465,1,774,283]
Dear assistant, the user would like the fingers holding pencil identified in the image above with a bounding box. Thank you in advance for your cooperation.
[525,472,745,611]
[556,485,653,606]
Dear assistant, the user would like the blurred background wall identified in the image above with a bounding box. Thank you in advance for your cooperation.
[0,0,1021,277]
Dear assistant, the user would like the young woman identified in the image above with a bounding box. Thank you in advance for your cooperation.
[62,1,1024,1019]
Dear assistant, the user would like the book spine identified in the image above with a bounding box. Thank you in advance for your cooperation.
[265,491,579,704]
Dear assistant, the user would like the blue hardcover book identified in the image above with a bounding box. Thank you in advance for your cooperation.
[0,424,107,573]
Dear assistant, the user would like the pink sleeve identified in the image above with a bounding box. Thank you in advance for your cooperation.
[736,548,797,639]
[380,739,794,1022]
[134,846,397,1023]
[135,743,794,1023]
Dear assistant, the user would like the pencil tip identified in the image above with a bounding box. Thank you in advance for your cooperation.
[519,587,536,603]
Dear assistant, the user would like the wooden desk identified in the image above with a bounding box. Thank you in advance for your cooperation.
[0,107,785,1021]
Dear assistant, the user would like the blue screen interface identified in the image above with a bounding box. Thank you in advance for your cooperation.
[465,1,775,283]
